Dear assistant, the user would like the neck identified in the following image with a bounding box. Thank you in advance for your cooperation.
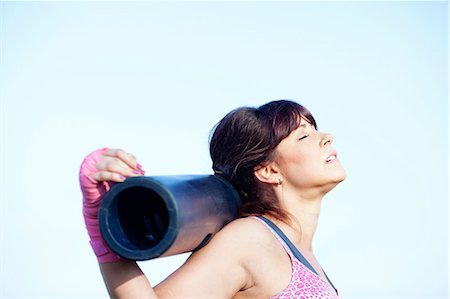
[290,200,321,253]
[275,188,324,253]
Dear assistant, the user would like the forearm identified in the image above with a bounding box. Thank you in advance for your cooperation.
[100,259,158,299]
[80,148,154,298]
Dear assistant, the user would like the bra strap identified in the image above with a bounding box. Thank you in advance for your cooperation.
[257,216,338,294]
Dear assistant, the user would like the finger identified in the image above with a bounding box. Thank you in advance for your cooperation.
[103,149,139,170]
[96,157,141,178]
[91,171,126,183]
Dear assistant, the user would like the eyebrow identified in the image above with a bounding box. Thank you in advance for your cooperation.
[298,121,315,131]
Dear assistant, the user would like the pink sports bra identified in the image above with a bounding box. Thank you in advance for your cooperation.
[253,216,339,299]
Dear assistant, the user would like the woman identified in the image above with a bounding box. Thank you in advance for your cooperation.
[79,99,346,298]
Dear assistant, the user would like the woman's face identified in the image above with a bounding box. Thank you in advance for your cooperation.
[274,117,346,194]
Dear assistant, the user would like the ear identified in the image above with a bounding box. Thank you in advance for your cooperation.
[254,162,280,185]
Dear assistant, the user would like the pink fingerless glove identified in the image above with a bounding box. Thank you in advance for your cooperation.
[79,148,121,263]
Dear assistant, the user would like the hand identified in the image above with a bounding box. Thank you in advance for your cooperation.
[91,148,145,183]
[79,148,145,263]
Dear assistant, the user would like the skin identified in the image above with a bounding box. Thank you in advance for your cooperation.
[92,121,346,299]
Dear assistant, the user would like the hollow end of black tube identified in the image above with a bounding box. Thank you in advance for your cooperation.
[99,179,178,260]
[116,187,170,249]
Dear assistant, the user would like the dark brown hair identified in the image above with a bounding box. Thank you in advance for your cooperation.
[209,100,317,223]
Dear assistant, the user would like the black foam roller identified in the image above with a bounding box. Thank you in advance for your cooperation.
[98,175,241,261]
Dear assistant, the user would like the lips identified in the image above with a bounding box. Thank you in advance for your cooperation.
[325,151,338,163]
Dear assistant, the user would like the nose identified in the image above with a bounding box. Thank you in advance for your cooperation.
[320,132,333,147]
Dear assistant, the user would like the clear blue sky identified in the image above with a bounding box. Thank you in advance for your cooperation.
[2,1,448,298]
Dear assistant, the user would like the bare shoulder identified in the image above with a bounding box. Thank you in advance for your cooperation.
[185,216,276,268]
[209,217,274,251]
[219,217,264,236]
[210,217,292,298]
[154,217,273,297]
[154,217,291,298]
[204,216,287,272]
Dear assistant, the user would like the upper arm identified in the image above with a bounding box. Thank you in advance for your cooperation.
[100,260,157,299]
[154,219,254,298]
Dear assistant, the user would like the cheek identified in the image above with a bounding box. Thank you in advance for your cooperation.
[278,150,327,186]
[279,150,312,176]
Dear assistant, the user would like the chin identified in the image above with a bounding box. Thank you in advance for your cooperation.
[323,172,346,194]
[328,168,346,182]
[336,171,347,182]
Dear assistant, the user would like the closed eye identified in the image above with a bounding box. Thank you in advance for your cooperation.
[299,135,309,141]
